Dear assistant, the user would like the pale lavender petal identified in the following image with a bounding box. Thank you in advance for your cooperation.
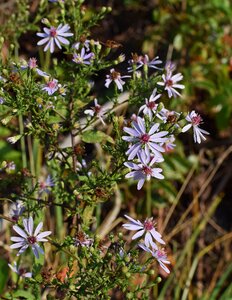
[12,225,27,238]
[132,229,145,240]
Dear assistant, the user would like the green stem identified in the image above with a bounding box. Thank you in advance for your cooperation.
[146,180,152,216]
[18,115,27,168]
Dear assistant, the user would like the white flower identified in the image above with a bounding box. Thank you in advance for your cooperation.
[84,98,107,125]
[138,243,170,274]
[37,24,73,53]
[122,215,165,250]
[8,262,32,278]
[105,68,130,91]
[157,72,185,98]
[138,89,162,120]
[10,216,51,258]
[182,110,209,144]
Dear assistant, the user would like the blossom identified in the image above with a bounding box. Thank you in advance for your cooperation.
[138,244,170,274]
[10,216,51,258]
[182,110,209,143]
[157,72,185,98]
[8,262,32,278]
[122,215,165,249]
[128,54,162,72]
[138,89,162,120]
[124,151,164,190]
[84,98,106,125]
[39,175,54,196]
[73,38,99,51]
[20,58,48,77]
[37,24,73,53]
[42,79,58,95]
[72,48,94,65]
[162,135,176,152]
[0,97,4,104]
[9,201,25,222]
[105,68,130,91]
[122,116,169,160]
[74,232,93,247]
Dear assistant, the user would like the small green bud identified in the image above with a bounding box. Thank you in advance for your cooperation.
[126,292,133,299]
[118,232,123,239]
[125,272,131,278]
[124,256,130,263]
[148,269,155,275]
[156,276,162,283]
[41,18,50,26]
[122,266,128,273]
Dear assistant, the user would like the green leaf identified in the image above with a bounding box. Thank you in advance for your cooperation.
[0,258,9,294]
[13,290,35,299]
[81,130,114,144]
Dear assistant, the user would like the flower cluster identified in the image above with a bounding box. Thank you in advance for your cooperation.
[123,215,170,274]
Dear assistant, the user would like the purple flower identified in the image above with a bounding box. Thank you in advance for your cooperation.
[42,79,58,95]
[157,72,185,98]
[72,48,94,65]
[20,58,48,77]
[39,175,54,196]
[182,110,209,143]
[37,24,73,53]
[124,151,164,190]
[105,68,131,92]
[138,89,162,120]
[122,215,165,249]
[0,97,4,104]
[162,135,176,153]
[10,216,51,258]
[9,201,25,222]
[138,244,170,274]
[128,54,162,72]
[84,98,106,125]
[8,262,32,278]
[122,116,169,160]
[74,232,93,248]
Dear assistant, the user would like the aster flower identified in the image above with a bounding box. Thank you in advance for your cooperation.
[8,261,32,278]
[162,135,176,153]
[20,58,48,77]
[42,78,58,95]
[0,97,5,104]
[122,215,165,249]
[138,89,162,120]
[10,216,51,258]
[122,116,169,160]
[157,72,185,98]
[128,54,162,72]
[73,38,99,51]
[138,244,170,274]
[72,48,94,65]
[182,110,209,143]
[124,151,164,190]
[74,231,93,247]
[9,201,25,222]
[105,68,130,91]
[84,98,107,125]
[37,24,73,53]
[38,175,54,196]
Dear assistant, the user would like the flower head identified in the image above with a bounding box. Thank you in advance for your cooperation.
[138,89,162,120]
[9,201,25,222]
[20,58,48,77]
[10,216,51,258]
[105,68,130,91]
[84,98,106,125]
[42,78,58,95]
[74,231,93,247]
[37,24,73,53]
[128,54,162,72]
[39,175,54,196]
[72,48,94,65]
[138,243,170,274]
[182,110,209,143]
[123,215,165,249]
[122,116,169,160]
[8,262,32,278]
[124,151,164,190]
[157,72,185,98]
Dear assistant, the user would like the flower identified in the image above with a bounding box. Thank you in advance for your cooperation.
[105,68,130,91]
[39,175,54,196]
[8,262,32,278]
[124,151,164,190]
[182,110,209,143]
[20,58,48,77]
[84,98,106,125]
[138,244,170,274]
[72,48,94,65]
[9,201,25,222]
[138,89,162,120]
[162,135,176,152]
[157,72,185,98]
[74,232,93,247]
[128,54,162,72]
[10,216,51,258]
[122,215,165,249]
[42,79,58,95]
[7,135,22,144]
[122,116,169,160]
[0,97,4,104]
[37,24,73,53]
